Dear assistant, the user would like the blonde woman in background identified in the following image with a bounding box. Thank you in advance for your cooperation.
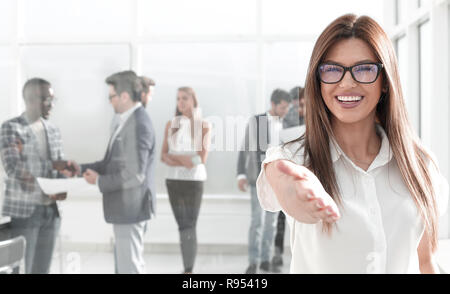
[161,87,211,274]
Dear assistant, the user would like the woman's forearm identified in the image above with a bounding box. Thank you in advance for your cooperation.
[420,259,439,274]
[167,154,188,164]
[162,153,184,167]
[162,157,178,166]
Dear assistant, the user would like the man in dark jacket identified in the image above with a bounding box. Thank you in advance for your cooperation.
[237,89,291,274]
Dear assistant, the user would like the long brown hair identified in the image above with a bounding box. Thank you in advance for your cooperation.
[295,14,439,251]
[171,87,200,138]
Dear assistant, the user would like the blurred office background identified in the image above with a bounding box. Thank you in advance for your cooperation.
[0,0,449,273]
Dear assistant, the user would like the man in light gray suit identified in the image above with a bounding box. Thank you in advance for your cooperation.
[79,70,156,274]
[237,89,291,274]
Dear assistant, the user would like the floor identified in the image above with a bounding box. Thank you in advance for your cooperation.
[50,250,292,274]
[35,240,450,274]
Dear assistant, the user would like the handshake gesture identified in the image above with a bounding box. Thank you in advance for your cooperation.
[52,160,98,185]
[265,160,341,224]
[52,160,81,178]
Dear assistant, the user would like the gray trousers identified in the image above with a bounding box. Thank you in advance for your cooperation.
[9,204,60,274]
[113,221,147,274]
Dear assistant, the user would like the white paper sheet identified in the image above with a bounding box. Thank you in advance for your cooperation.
[36,177,101,197]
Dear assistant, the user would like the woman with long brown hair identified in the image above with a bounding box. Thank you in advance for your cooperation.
[161,87,211,274]
[256,14,448,273]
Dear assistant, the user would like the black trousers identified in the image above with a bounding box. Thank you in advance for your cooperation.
[274,211,286,254]
[166,179,204,273]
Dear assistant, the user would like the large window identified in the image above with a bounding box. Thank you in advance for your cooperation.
[261,0,383,35]
[139,0,258,35]
[141,42,259,193]
[388,0,450,239]
[1,0,384,197]
[419,20,431,144]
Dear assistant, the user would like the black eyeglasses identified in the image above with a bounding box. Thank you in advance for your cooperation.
[317,62,383,84]
[42,96,56,106]
[108,93,119,100]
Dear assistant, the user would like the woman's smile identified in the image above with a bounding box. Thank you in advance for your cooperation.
[335,93,365,109]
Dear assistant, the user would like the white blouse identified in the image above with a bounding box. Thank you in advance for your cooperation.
[256,125,449,274]
[166,116,207,181]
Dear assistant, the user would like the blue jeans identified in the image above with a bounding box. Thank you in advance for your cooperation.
[9,204,61,274]
[248,185,277,265]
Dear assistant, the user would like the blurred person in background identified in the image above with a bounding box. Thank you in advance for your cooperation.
[139,76,156,109]
[272,86,306,271]
[76,70,156,274]
[0,78,72,274]
[161,87,211,274]
[283,86,306,128]
[237,89,291,274]
[111,76,155,133]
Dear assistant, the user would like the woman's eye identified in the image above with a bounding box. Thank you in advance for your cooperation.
[322,65,341,72]
[354,65,375,72]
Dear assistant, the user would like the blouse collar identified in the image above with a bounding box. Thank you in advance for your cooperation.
[329,124,393,172]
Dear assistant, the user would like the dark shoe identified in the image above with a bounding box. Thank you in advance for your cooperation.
[245,264,257,274]
[260,261,281,273]
[272,254,283,267]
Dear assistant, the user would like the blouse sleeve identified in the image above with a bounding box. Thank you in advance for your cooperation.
[255,143,301,212]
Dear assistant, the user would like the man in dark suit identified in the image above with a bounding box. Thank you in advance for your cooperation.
[79,71,156,274]
[237,89,291,274]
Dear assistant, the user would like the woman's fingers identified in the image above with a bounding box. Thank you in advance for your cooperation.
[303,193,340,222]
[312,205,339,220]
[302,186,340,217]
[293,183,316,202]
[276,160,308,181]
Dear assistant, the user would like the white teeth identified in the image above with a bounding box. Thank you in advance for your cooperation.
[337,96,363,102]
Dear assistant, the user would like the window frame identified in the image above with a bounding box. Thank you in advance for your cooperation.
[385,0,450,238]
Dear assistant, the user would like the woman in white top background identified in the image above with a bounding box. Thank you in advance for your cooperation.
[257,14,448,274]
[161,87,211,274]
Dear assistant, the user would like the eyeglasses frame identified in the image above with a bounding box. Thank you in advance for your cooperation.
[317,62,384,84]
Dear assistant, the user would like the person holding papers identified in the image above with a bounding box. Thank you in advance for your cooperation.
[76,71,156,274]
[0,78,71,274]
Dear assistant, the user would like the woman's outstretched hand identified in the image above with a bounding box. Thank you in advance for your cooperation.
[265,159,341,224]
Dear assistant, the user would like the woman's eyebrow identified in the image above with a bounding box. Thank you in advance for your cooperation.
[322,59,377,65]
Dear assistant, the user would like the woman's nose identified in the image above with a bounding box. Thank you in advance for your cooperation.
[339,71,356,88]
